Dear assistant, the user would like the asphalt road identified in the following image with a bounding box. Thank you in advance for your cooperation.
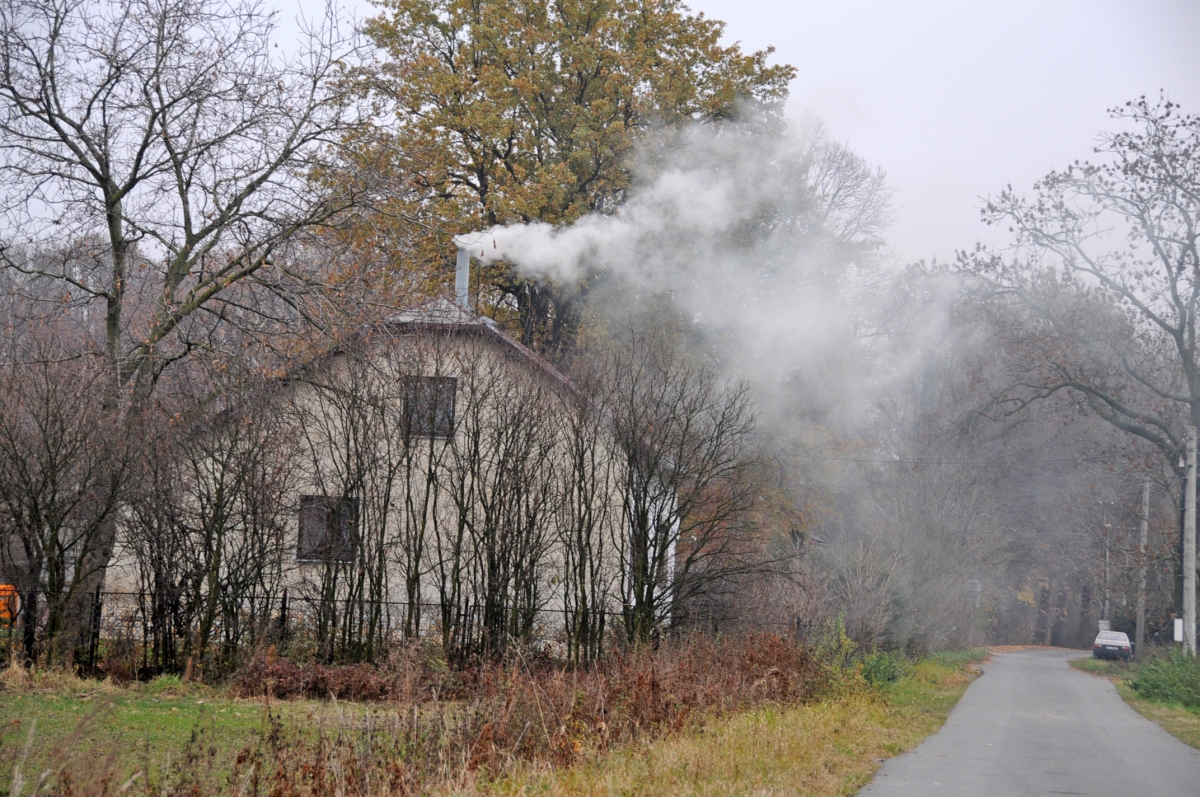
[860,648,1200,796]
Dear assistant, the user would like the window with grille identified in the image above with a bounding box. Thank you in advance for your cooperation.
[297,495,358,563]
[403,376,456,438]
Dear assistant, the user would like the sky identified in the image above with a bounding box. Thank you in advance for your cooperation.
[290,0,1200,265]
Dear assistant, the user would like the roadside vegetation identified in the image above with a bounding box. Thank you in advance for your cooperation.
[1071,652,1200,749]
[0,638,985,796]
[491,650,985,796]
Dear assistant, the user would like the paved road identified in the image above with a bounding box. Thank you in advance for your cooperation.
[860,649,1200,796]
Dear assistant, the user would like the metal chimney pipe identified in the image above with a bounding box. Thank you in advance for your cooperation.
[455,248,471,309]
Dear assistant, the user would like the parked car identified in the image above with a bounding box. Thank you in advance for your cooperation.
[1093,631,1133,661]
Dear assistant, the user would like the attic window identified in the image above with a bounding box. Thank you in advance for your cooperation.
[404,376,456,438]
[297,496,357,563]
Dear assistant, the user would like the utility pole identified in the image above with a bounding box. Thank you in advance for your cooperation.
[1103,535,1111,621]
[1186,427,1197,656]
[1179,465,1186,618]
[1136,478,1149,661]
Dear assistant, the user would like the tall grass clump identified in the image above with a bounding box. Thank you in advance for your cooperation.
[1130,652,1200,707]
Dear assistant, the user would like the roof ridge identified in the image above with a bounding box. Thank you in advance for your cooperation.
[383,298,574,394]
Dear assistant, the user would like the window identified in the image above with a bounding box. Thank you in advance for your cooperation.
[297,495,358,563]
[403,376,456,438]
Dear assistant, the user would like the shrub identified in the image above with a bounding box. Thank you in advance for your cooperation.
[861,651,908,687]
[241,633,833,782]
[1130,652,1200,707]
[230,642,463,702]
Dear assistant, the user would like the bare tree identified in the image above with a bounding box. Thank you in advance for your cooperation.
[379,333,455,641]
[120,377,297,675]
[436,345,562,657]
[598,322,760,645]
[972,96,1200,474]
[179,390,295,672]
[868,459,1007,652]
[0,353,130,664]
[556,355,618,666]
[289,341,398,663]
[122,426,190,674]
[0,0,367,400]
[0,0,369,632]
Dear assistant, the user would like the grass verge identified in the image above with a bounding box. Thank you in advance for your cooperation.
[486,649,987,796]
[1116,682,1200,749]
[1069,656,1200,750]
[0,645,986,796]
[0,670,356,792]
[0,634,832,795]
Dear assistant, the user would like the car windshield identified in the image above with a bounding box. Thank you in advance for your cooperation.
[1097,632,1128,642]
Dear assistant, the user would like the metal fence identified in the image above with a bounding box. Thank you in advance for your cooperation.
[79,587,808,674]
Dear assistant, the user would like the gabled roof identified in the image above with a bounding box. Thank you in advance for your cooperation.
[380,298,574,393]
[383,297,480,326]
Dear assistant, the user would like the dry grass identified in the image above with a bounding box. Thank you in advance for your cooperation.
[1,634,835,796]
[0,661,124,696]
[987,645,1077,654]
[485,695,898,796]
[484,650,984,796]
[0,643,986,796]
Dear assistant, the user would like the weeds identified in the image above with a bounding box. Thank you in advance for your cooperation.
[0,662,119,697]
[861,651,909,687]
[3,632,835,795]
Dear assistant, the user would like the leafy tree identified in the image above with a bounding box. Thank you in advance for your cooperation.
[355,0,795,355]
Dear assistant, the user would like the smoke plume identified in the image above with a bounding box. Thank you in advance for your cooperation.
[456,110,931,424]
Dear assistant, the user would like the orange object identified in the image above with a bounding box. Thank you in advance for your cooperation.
[0,585,18,627]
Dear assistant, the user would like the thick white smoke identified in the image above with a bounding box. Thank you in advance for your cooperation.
[455,111,941,425]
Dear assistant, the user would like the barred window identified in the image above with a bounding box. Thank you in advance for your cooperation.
[297,495,357,563]
[403,376,456,438]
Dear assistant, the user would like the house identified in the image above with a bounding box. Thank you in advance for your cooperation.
[105,275,624,664]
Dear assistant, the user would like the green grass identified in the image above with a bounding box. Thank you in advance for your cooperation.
[883,649,987,718]
[487,648,988,796]
[1069,656,1136,677]
[1117,681,1200,749]
[2,690,262,789]
[0,670,368,793]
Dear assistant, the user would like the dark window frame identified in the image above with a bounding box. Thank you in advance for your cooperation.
[297,495,358,564]
[403,375,457,439]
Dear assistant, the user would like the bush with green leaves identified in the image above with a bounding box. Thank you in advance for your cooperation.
[1130,653,1200,707]
[861,651,909,687]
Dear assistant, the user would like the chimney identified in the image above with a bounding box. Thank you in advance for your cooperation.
[455,248,471,310]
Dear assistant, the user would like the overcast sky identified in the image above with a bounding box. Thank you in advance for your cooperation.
[295,0,1200,265]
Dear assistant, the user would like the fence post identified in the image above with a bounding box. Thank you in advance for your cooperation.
[87,587,103,669]
[278,588,289,645]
